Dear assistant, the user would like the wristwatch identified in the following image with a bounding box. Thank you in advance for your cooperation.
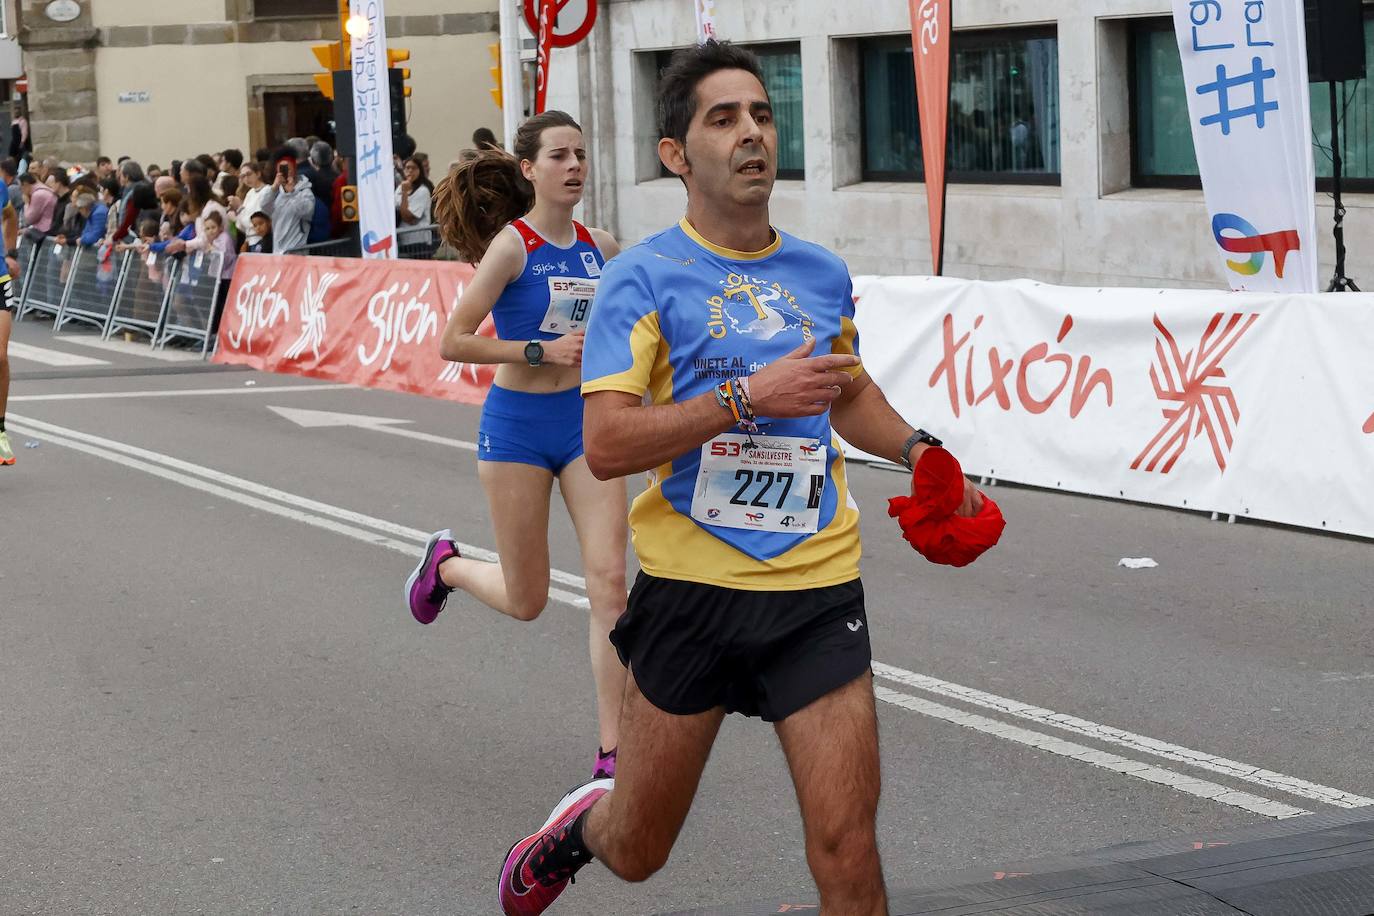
[524,340,544,367]
[899,428,943,470]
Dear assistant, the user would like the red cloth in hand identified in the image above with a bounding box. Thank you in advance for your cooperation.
[887,447,1005,567]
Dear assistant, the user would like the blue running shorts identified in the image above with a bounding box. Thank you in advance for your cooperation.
[477,385,586,474]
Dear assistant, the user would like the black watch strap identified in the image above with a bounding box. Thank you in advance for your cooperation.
[900,428,943,470]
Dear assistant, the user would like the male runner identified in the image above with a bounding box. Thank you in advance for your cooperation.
[497,41,984,916]
[0,171,20,466]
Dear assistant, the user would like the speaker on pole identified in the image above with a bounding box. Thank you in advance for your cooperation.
[1305,0,1367,83]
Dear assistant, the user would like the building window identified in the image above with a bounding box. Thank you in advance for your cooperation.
[859,28,1061,184]
[254,0,336,19]
[1131,16,1374,192]
[653,42,805,179]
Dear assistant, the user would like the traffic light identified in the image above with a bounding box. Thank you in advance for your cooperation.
[488,43,502,108]
[388,68,408,148]
[312,41,345,99]
[387,48,412,97]
[340,185,359,223]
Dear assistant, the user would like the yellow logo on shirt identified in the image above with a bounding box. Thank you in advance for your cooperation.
[705,272,814,343]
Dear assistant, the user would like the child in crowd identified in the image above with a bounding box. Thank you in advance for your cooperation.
[246,210,273,254]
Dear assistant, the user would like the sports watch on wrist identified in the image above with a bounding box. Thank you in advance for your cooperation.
[899,428,943,470]
[524,340,544,368]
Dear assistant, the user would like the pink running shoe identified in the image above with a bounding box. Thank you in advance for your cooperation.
[593,747,617,780]
[404,529,460,624]
[498,777,612,916]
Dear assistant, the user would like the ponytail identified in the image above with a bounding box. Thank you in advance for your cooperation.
[433,149,532,263]
[433,109,583,263]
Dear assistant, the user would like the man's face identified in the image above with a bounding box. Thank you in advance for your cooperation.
[97,162,114,179]
[668,68,776,211]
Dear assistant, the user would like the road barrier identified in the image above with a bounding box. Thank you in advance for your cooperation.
[17,237,73,321]
[106,250,176,343]
[212,253,491,403]
[156,249,226,355]
[54,246,124,334]
[851,276,1374,540]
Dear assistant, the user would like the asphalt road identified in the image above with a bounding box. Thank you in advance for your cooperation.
[3,318,1372,915]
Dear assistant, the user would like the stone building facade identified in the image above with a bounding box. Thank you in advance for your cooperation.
[17,0,501,167]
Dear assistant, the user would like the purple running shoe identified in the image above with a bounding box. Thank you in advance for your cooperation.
[593,747,617,779]
[405,529,460,624]
[498,777,612,916]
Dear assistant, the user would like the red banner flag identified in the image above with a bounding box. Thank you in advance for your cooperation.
[535,0,556,113]
[909,0,951,276]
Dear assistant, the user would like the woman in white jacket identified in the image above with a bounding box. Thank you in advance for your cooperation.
[230,162,271,251]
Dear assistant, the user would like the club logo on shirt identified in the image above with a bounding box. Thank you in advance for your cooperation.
[580,251,602,277]
[705,272,815,343]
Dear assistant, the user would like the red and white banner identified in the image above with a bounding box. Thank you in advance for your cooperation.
[909,0,951,276]
[852,276,1374,539]
[1171,0,1318,292]
[534,0,555,114]
[213,254,495,404]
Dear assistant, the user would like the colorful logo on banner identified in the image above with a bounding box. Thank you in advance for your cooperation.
[1171,1,1318,292]
[1211,213,1300,278]
[362,231,394,255]
[350,0,398,261]
[1132,312,1259,474]
[908,0,951,276]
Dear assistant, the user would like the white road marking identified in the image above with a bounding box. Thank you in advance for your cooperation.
[872,661,1374,810]
[8,341,110,367]
[7,414,587,596]
[55,335,206,362]
[873,685,1310,819]
[10,383,356,403]
[13,414,1367,817]
[268,405,477,452]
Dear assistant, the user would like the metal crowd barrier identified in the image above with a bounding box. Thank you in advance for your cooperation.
[397,225,440,260]
[17,236,73,321]
[105,250,175,343]
[156,249,225,356]
[12,236,40,304]
[283,236,360,258]
[282,227,442,261]
[54,246,126,334]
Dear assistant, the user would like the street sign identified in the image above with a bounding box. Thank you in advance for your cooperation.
[522,0,596,48]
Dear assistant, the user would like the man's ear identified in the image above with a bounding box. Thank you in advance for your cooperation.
[658,137,689,178]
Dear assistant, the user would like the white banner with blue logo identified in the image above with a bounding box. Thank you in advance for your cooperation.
[350,0,397,260]
[1172,1,1319,293]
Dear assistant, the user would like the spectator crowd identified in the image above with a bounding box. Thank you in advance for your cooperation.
[5,133,442,271]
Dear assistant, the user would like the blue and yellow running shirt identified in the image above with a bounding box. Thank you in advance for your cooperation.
[582,218,864,591]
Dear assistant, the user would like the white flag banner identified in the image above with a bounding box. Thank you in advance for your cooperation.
[350,0,398,260]
[695,0,717,43]
[1171,1,1319,293]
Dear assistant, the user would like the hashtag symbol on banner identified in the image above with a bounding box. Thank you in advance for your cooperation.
[1132,312,1259,475]
[1196,57,1279,135]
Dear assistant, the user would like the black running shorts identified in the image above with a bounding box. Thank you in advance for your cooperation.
[0,274,13,314]
[610,573,872,723]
